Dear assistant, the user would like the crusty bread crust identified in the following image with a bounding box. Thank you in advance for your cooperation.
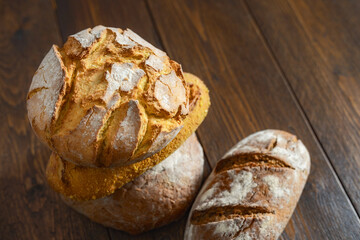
[185,130,310,240]
[46,73,210,201]
[26,45,66,145]
[62,134,204,235]
[27,26,192,167]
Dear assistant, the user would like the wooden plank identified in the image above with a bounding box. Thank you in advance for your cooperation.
[56,0,161,46]
[246,0,360,215]
[0,0,110,239]
[147,0,360,239]
[55,0,212,239]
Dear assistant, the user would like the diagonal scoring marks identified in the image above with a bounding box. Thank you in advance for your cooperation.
[26,87,49,100]
[215,153,294,174]
[190,205,274,225]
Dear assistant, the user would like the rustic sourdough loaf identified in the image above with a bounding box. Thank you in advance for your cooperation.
[61,134,204,235]
[46,72,210,201]
[27,25,193,167]
[185,130,310,240]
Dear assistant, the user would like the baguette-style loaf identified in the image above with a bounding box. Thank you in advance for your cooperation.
[46,72,210,201]
[185,130,310,240]
[61,134,204,235]
[27,26,192,168]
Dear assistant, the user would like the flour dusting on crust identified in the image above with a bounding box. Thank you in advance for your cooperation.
[53,105,107,165]
[123,29,167,57]
[263,175,290,199]
[103,63,145,103]
[27,46,65,134]
[195,170,257,211]
[71,26,138,50]
[71,28,96,48]
[114,32,136,48]
[155,71,187,113]
[213,218,245,238]
[91,25,107,38]
[148,134,204,183]
[113,100,143,155]
[145,54,165,72]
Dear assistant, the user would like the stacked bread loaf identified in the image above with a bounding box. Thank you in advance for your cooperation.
[27,25,310,239]
[27,26,210,234]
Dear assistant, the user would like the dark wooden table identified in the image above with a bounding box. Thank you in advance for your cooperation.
[1,0,360,239]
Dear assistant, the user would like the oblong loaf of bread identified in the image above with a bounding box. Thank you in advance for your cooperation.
[185,130,310,240]
[62,134,204,234]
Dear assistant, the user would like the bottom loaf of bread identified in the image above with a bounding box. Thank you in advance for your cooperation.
[60,134,204,235]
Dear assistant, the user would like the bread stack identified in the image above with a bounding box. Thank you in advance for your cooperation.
[27,25,311,239]
[27,26,210,234]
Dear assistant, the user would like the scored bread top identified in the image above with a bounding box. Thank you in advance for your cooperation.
[222,130,310,171]
[46,73,210,201]
[27,26,190,167]
[185,130,310,240]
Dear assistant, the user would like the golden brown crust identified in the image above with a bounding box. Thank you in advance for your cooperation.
[61,134,204,235]
[46,73,210,201]
[27,26,192,167]
[185,130,310,240]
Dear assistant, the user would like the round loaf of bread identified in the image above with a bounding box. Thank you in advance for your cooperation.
[27,26,191,167]
[60,134,204,234]
[46,72,210,201]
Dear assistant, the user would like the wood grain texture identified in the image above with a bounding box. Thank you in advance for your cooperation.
[246,0,360,215]
[0,0,109,239]
[2,0,360,239]
[56,0,162,47]
[147,0,360,239]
